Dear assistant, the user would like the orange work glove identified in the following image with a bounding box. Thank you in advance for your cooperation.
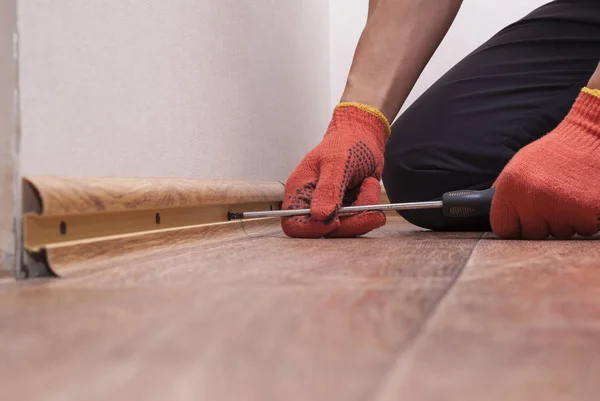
[491,88,600,239]
[282,103,390,238]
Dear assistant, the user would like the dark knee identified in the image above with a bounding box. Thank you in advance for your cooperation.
[382,159,446,230]
[382,153,491,232]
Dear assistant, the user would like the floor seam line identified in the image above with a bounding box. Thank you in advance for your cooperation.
[239,220,250,237]
[366,233,485,401]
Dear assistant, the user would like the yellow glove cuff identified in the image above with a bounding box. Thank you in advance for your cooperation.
[582,87,600,99]
[336,102,392,138]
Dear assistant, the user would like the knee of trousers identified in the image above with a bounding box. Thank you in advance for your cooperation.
[382,151,492,232]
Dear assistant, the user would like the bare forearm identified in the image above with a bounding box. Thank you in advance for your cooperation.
[341,0,463,121]
[587,62,600,89]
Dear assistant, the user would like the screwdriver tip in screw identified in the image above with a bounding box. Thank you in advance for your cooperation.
[228,212,244,220]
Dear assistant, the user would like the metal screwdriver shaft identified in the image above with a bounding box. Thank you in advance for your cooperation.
[228,187,496,220]
[229,200,443,219]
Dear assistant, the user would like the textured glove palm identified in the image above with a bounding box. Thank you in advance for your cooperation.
[282,103,390,238]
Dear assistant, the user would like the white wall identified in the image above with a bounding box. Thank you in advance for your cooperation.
[329,0,552,114]
[18,0,330,181]
[329,0,367,110]
[0,0,17,272]
[16,0,556,186]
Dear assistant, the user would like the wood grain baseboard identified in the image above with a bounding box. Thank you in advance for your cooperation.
[21,177,286,278]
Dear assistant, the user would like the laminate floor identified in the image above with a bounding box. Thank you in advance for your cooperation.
[1,217,599,401]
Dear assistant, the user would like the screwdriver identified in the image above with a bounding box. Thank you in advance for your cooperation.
[229,187,496,220]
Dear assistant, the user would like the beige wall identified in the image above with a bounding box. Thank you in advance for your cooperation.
[0,0,17,272]
[18,0,330,181]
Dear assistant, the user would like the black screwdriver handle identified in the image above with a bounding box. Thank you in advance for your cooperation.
[442,187,496,218]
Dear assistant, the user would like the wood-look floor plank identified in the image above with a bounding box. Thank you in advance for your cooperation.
[0,218,481,401]
[375,235,600,401]
[47,218,481,287]
[1,284,440,401]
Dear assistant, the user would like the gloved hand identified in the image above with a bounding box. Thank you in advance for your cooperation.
[282,103,390,238]
[491,88,600,239]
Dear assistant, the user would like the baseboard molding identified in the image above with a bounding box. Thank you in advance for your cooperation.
[21,177,285,278]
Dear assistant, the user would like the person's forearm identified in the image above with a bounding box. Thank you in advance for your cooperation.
[587,62,600,89]
[340,0,463,121]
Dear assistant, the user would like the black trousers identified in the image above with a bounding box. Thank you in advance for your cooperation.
[382,0,600,231]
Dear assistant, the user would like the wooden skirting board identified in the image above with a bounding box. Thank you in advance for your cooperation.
[20,176,391,278]
[21,177,286,278]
